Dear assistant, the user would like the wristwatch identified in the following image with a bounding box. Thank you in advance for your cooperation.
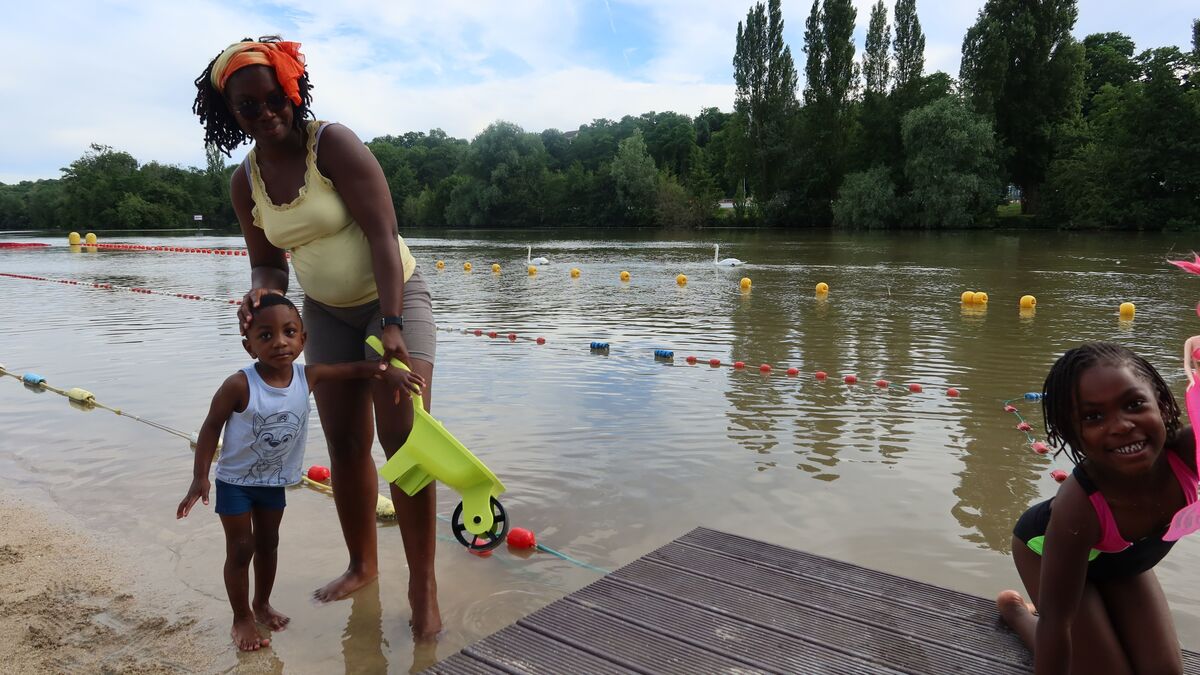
[380,315,404,330]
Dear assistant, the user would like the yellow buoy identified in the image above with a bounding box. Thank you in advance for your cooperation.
[527,265,537,275]
[463,262,472,272]
[620,271,630,281]
[570,268,581,278]
[815,282,829,294]
[961,291,975,303]
[68,232,81,245]
[676,274,687,286]
[1019,294,1036,309]
[84,232,97,245]
[973,291,988,304]
[1119,302,1135,319]
[740,277,752,290]
[491,263,501,273]
[435,260,445,269]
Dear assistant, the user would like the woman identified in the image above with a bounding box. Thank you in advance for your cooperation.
[193,37,441,638]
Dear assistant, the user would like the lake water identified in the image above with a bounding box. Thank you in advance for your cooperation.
[1,229,1198,671]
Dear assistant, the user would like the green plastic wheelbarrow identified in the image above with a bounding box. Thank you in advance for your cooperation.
[366,336,509,552]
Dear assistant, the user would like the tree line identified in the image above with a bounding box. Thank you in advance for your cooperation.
[2,1,1197,231]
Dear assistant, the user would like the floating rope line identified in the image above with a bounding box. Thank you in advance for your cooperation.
[1001,392,1068,482]
[90,242,256,257]
[434,514,608,573]
[0,272,241,305]
[1,272,962,397]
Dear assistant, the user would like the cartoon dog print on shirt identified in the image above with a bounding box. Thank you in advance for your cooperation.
[242,410,301,485]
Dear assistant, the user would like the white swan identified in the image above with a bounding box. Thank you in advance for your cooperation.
[714,244,744,266]
[527,245,549,265]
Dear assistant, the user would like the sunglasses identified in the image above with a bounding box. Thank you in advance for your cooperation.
[233,92,290,120]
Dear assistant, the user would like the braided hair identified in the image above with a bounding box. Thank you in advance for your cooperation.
[192,36,314,157]
[1042,341,1181,464]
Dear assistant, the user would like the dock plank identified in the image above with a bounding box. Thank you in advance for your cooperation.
[431,527,1200,674]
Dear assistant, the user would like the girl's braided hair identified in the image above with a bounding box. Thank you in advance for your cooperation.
[192,35,314,156]
[1042,341,1180,464]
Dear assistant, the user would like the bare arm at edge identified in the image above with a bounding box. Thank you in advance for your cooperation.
[232,162,289,332]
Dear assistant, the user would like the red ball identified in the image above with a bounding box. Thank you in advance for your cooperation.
[875,379,889,388]
[536,337,546,345]
[733,361,745,369]
[908,383,922,393]
[843,374,857,385]
[786,367,799,376]
[947,387,961,397]
[1051,469,1068,483]
[507,527,537,549]
[709,358,721,367]
[686,355,697,364]
[307,465,331,482]
[759,364,771,373]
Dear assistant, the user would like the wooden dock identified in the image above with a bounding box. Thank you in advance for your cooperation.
[428,527,1200,674]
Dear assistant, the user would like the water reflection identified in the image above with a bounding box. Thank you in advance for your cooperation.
[341,581,388,674]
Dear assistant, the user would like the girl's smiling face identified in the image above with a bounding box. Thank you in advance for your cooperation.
[224,65,295,143]
[1074,363,1168,475]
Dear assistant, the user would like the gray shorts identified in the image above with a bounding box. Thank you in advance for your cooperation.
[302,267,436,366]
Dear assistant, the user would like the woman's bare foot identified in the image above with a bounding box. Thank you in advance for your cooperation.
[253,602,290,631]
[408,578,443,639]
[313,567,377,603]
[232,615,270,651]
[997,589,1039,647]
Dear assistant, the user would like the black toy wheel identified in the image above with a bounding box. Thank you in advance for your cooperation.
[451,496,509,552]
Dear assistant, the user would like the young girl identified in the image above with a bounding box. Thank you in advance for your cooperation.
[176,294,424,651]
[997,342,1197,674]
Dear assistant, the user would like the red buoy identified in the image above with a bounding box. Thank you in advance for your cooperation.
[733,361,745,369]
[508,333,517,341]
[815,371,828,380]
[469,537,493,557]
[1051,469,1068,483]
[536,337,546,345]
[487,331,498,338]
[1004,405,1017,413]
[1017,422,1032,431]
[709,358,721,367]
[759,364,771,373]
[507,527,537,549]
[875,379,889,388]
[786,367,799,376]
[473,329,482,336]
[908,383,922,393]
[947,388,960,397]
[307,465,331,482]
[844,374,857,385]
[686,355,697,364]
[1031,442,1049,454]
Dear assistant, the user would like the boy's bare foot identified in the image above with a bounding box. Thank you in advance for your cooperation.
[253,602,290,631]
[232,615,269,651]
[408,578,443,639]
[313,567,377,603]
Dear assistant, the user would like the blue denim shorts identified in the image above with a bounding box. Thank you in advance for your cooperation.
[215,479,286,516]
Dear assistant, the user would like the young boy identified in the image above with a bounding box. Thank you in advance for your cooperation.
[176,294,423,651]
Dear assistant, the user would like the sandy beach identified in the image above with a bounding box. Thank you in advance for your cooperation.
[0,491,220,674]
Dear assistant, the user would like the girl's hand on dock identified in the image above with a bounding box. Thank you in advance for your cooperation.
[176,478,210,518]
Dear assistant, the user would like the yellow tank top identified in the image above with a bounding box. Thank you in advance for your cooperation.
[248,120,416,308]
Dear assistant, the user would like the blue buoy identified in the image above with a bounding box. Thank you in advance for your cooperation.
[654,349,674,359]
[590,342,610,351]
[22,372,45,386]
[1024,392,1042,400]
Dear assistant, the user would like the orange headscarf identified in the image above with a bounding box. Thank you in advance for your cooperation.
[210,40,307,106]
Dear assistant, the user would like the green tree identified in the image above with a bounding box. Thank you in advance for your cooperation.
[445,121,549,227]
[863,0,891,95]
[610,130,658,225]
[892,0,925,89]
[733,0,799,199]
[1081,33,1138,108]
[638,111,698,176]
[960,0,1085,213]
[832,166,897,228]
[902,97,1000,227]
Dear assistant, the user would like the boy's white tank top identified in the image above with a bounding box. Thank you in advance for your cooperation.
[215,362,310,487]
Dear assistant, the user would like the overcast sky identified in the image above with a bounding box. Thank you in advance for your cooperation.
[1,0,1195,183]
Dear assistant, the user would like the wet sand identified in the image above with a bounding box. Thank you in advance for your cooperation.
[0,491,220,674]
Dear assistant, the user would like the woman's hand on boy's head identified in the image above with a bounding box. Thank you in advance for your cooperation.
[176,477,211,519]
[238,288,285,335]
